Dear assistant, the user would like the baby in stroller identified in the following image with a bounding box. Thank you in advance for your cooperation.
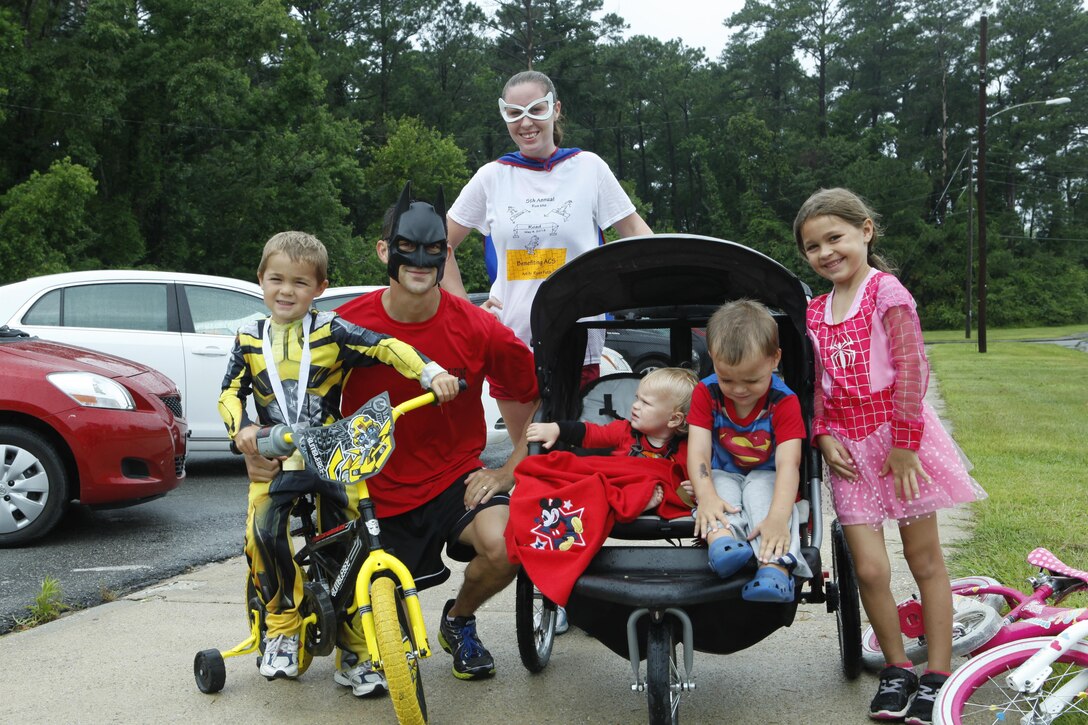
[525,366,699,514]
[687,299,814,602]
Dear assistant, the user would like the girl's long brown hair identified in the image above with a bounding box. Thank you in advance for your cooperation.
[793,187,895,274]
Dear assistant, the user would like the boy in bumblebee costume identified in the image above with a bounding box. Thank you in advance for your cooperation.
[218,229,460,694]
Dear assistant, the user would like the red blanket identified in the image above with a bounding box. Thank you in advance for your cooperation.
[506,451,689,606]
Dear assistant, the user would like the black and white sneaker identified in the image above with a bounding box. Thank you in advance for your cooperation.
[904,672,948,725]
[334,658,389,697]
[870,665,919,720]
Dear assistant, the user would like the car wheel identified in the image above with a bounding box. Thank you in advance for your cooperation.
[634,356,670,376]
[0,426,69,547]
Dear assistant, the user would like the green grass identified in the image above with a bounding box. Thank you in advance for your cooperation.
[14,576,68,630]
[929,339,1088,597]
[925,324,1088,343]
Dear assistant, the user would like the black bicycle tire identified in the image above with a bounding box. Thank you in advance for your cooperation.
[832,519,863,679]
[515,567,556,672]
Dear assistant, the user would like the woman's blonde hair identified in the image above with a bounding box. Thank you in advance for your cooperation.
[792,187,895,274]
[503,70,564,147]
[639,367,699,435]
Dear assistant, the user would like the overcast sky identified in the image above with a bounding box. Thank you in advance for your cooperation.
[600,0,747,59]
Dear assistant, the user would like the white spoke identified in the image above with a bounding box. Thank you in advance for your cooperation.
[0,445,49,534]
[7,467,49,496]
[0,501,25,533]
[2,446,39,483]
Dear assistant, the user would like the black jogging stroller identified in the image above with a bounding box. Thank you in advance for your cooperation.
[512,234,863,724]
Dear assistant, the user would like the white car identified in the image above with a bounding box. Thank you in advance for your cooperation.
[0,270,267,451]
[315,286,631,445]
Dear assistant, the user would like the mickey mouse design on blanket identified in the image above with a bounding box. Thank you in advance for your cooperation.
[532,497,586,551]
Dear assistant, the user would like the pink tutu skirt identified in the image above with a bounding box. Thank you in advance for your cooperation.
[827,403,987,527]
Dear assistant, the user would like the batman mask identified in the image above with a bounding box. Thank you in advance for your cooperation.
[387,181,448,285]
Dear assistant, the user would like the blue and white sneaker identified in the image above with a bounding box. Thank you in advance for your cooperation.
[260,633,300,679]
[555,606,570,635]
[438,599,496,680]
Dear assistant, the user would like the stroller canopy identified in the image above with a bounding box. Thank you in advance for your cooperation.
[529,234,813,419]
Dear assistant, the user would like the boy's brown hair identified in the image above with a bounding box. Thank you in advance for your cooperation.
[705,299,778,366]
[640,367,699,435]
[258,231,328,283]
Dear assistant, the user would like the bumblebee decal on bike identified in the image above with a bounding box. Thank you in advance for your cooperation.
[294,393,395,484]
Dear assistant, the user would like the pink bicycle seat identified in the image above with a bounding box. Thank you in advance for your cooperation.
[1027,548,1088,583]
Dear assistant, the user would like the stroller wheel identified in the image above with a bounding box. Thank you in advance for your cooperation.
[831,519,862,679]
[515,567,556,672]
[646,619,682,725]
[194,649,226,693]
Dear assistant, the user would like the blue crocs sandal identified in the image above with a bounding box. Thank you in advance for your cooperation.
[742,566,795,603]
[707,535,754,578]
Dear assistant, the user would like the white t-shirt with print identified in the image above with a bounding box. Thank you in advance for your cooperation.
[448,151,635,362]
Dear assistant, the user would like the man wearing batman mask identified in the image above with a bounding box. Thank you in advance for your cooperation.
[246,182,538,683]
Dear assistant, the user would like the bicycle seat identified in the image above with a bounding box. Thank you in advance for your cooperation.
[1027,548,1088,584]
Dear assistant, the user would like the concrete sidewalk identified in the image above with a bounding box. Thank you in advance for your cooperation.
[2,381,973,724]
[1,497,969,725]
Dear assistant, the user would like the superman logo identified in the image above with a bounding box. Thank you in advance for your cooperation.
[721,429,772,467]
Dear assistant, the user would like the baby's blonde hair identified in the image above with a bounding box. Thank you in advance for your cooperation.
[639,367,699,435]
[258,231,329,283]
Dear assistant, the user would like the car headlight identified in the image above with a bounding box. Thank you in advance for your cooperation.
[47,372,136,410]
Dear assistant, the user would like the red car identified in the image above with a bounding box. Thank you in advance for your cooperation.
[0,326,187,546]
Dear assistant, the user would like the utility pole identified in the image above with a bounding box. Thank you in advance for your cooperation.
[977,15,989,353]
[965,146,973,339]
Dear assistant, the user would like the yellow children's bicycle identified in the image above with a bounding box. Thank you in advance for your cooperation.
[193,388,450,725]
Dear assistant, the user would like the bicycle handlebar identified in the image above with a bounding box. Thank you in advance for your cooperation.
[254,378,467,459]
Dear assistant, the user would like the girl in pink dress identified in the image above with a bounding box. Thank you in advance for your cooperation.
[794,188,986,724]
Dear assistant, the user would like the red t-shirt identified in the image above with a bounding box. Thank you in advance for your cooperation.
[337,289,537,517]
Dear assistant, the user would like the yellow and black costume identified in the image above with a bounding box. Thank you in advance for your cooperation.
[219,309,443,666]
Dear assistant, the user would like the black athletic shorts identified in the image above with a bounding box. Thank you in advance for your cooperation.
[379,470,510,592]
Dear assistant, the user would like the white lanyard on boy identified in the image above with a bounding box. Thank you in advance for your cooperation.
[262,314,312,428]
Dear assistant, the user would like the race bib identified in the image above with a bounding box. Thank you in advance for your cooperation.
[506,247,567,281]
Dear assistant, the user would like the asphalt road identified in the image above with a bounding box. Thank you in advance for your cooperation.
[0,440,515,634]
[0,452,247,633]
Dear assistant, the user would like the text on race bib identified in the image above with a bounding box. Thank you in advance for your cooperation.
[506,248,567,281]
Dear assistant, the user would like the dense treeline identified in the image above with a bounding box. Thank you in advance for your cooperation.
[1,0,1085,329]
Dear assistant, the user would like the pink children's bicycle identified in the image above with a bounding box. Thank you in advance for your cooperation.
[860,547,1088,724]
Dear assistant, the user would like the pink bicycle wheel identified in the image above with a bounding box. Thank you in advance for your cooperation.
[933,637,1088,724]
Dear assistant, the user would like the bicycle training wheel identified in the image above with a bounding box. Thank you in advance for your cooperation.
[932,637,1088,724]
[515,567,557,672]
[831,519,863,679]
[193,649,226,693]
[646,618,682,725]
[860,593,1002,671]
[372,576,427,725]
